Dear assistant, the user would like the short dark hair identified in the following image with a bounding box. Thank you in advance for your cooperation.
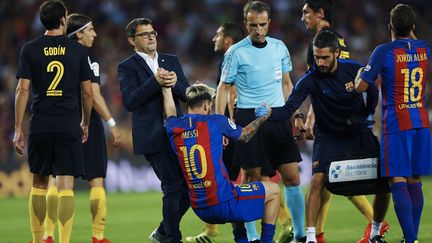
[390,4,415,37]
[313,30,339,52]
[66,13,91,39]
[39,0,67,30]
[304,0,333,23]
[243,1,271,19]
[186,84,215,109]
[126,18,152,37]
[220,22,246,44]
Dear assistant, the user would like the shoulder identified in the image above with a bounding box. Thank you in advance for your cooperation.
[226,37,250,54]
[339,59,363,69]
[118,55,137,67]
[296,69,315,87]
[159,52,179,61]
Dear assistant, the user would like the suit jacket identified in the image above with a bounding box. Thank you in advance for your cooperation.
[118,52,189,155]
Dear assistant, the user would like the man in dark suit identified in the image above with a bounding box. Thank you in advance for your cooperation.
[118,18,190,243]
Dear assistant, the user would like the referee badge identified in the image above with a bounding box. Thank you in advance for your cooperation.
[345,81,355,92]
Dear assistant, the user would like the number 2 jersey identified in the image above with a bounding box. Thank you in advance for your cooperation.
[361,38,430,134]
[16,35,93,134]
[165,114,242,209]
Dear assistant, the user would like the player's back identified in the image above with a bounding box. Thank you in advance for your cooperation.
[374,39,430,133]
[17,35,91,134]
[166,114,239,209]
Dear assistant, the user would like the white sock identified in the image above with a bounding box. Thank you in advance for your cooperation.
[306,227,317,242]
[370,220,383,239]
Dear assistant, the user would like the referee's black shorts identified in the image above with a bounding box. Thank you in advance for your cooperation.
[234,108,302,177]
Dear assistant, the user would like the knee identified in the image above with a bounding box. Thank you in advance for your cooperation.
[281,172,300,187]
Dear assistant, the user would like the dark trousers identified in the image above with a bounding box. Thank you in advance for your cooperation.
[145,137,190,243]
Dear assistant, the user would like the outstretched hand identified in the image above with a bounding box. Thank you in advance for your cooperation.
[254,102,271,118]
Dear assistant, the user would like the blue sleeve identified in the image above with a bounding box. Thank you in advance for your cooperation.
[269,75,312,121]
[220,49,239,84]
[216,115,242,141]
[360,46,385,85]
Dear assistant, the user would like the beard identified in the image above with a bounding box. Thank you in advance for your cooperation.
[318,57,336,73]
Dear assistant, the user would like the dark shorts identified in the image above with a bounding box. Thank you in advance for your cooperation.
[82,119,107,180]
[312,129,380,174]
[193,182,265,224]
[28,132,84,177]
[234,108,302,176]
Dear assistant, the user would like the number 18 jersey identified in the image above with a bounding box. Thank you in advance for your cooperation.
[166,114,242,209]
[361,39,431,134]
[16,35,93,134]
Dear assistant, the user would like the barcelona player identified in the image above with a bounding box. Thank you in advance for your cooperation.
[356,4,431,243]
[13,1,93,242]
[163,81,280,243]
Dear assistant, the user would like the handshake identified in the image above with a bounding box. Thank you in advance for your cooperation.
[254,102,272,118]
[157,67,177,87]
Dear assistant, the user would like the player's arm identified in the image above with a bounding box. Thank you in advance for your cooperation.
[354,67,369,93]
[238,105,271,143]
[162,87,177,118]
[91,83,121,146]
[13,78,30,154]
[216,81,231,115]
[81,80,93,143]
[170,56,190,102]
[228,85,237,121]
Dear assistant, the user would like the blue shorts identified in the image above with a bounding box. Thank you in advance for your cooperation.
[193,182,265,224]
[381,128,432,177]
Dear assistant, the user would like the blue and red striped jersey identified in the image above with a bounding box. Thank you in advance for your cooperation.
[165,114,242,209]
[361,39,430,134]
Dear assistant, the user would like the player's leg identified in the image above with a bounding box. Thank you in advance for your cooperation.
[89,178,108,242]
[43,177,58,243]
[305,172,326,243]
[30,174,49,243]
[315,187,331,242]
[56,175,75,243]
[242,168,261,242]
[409,127,432,238]
[368,192,390,242]
[54,132,84,243]
[279,163,305,242]
[145,139,190,243]
[383,131,417,243]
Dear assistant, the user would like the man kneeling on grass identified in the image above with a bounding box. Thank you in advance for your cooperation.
[161,77,280,243]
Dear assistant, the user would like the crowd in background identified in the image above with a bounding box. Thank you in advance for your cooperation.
[1,0,432,171]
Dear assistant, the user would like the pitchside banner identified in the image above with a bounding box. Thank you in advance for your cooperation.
[329,158,378,183]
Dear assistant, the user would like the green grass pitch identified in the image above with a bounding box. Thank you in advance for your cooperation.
[1,177,431,242]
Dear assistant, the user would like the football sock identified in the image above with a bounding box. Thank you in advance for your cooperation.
[90,187,107,240]
[348,195,373,223]
[370,220,383,239]
[260,222,276,243]
[58,190,75,243]
[204,223,219,236]
[284,185,305,239]
[391,182,416,243]
[306,227,317,242]
[232,223,248,243]
[29,187,47,243]
[316,188,332,234]
[408,182,423,236]
[44,185,58,239]
[245,221,259,241]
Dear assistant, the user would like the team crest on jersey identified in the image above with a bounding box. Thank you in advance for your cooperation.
[252,183,260,191]
[228,118,236,129]
[313,161,320,169]
[345,81,355,92]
